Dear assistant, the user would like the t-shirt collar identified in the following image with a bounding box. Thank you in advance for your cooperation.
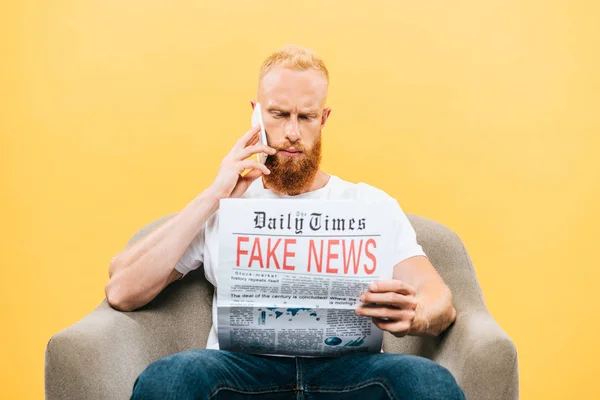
[256,174,336,199]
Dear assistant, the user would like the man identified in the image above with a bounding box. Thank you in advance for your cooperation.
[106,44,465,399]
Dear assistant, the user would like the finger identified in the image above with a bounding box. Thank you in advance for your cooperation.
[231,169,264,198]
[234,125,261,150]
[368,280,416,296]
[247,134,259,147]
[238,144,277,160]
[239,160,270,175]
[360,292,417,310]
[355,305,415,321]
[372,318,412,336]
[242,168,264,182]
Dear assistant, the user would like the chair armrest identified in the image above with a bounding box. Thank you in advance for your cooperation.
[45,300,182,400]
[45,268,213,400]
[431,312,519,400]
[45,301,157,400]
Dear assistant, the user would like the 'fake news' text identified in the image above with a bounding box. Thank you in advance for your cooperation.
[236,237,377,275]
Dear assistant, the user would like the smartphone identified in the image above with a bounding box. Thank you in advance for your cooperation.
[251,102,269,164]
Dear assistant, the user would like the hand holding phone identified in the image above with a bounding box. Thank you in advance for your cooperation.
[208,123,275,200]
[251,102,269,164]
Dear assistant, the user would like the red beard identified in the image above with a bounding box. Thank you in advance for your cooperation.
[263,136,322,196]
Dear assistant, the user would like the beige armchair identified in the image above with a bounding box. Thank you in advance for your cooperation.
[45,214,519,399]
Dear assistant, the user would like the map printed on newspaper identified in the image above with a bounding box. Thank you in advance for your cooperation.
[217,199,399,357]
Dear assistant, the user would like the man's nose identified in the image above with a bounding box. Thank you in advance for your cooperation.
[284,118,300,142]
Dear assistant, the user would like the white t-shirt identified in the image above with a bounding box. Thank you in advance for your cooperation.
[174,175,427,350]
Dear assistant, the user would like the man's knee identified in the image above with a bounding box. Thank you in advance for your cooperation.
[372,354,465,400]
[131,349,222,400]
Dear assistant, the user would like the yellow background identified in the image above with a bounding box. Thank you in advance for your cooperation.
[1,1,598,398]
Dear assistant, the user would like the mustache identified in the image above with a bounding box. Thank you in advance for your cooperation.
[271,141,306,152]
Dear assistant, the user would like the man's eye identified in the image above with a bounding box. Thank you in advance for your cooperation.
[299,115,310,120]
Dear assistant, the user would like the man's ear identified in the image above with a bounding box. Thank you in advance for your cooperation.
[250,99,257,110]
[321,107,332,127]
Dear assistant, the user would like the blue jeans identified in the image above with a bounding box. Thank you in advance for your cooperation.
[130,349,465,400]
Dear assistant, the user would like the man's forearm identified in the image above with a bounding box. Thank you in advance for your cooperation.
[410,279,457,337]
[105,189,221,311]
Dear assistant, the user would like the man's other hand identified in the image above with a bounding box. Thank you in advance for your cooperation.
[354,280,420,338]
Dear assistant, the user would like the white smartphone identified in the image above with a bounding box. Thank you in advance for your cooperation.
[251,102,269,164]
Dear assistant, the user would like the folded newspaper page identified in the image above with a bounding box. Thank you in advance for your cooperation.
[217,199,398,357]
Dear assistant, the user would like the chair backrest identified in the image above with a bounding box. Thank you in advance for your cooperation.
[126,213,489,354]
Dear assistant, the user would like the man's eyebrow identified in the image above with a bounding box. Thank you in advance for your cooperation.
[266,106,289,113]
[266,106,319,115]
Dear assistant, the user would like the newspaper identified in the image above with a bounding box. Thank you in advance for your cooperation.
[217,199,398,357]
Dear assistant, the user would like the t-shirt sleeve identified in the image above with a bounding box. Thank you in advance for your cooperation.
[174,226,206,278]
[355,182,427,265]
[390,201,428,265]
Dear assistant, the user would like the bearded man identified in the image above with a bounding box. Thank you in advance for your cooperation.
[106,44,465,400]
